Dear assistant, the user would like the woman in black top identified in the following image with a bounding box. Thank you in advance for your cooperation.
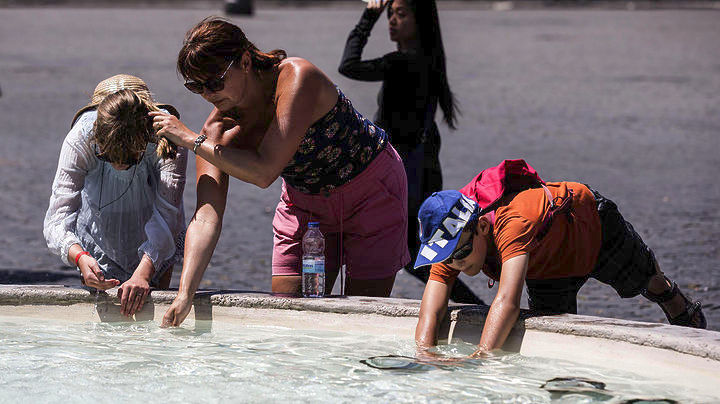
[340,0,482,304]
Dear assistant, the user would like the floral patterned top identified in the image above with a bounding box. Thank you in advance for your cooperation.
[281,88,388,194]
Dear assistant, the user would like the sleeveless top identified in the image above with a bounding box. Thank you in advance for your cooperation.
[281,88,388,194]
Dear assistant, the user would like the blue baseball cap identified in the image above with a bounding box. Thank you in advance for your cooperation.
[414,190,480,269]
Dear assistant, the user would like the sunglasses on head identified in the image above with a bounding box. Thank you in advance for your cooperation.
[184,59,235,94]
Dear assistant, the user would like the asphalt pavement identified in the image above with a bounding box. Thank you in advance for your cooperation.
[0,4,718,329]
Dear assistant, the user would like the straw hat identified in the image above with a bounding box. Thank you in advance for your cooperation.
[71,74,179,127]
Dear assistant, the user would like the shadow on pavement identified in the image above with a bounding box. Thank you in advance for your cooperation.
[0,268,77,284]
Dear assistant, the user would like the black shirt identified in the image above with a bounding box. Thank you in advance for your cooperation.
[339,9,438,151]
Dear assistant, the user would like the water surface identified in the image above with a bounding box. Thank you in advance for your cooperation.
[0,315,710,403]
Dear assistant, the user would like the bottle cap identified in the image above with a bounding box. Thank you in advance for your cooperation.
[308,222,319,228]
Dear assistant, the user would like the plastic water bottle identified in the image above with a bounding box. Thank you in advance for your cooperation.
[302,222,325,297]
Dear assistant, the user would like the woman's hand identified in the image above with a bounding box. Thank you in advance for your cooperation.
[117,274,151,317]
[78,254,120,290]
[149,111,196,149]
[162,294,193,327]
[366,0,390,12]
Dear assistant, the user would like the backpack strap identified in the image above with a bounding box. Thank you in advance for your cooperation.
[535,185,574,242]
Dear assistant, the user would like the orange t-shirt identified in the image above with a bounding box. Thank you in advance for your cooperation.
[429,182,602,284]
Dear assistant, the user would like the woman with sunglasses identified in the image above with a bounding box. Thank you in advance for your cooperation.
[44,75,188,317]
[152,17,409,326]
[337,1,481,305]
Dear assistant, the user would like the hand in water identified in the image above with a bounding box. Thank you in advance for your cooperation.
[117,275,150,317]
[415,348,466,364]
[469,347,491,359]
[161,294,193,327]
[78,254,120,290]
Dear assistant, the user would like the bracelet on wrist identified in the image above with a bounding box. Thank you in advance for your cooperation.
[193,134,208,154]
[75,251,90,267]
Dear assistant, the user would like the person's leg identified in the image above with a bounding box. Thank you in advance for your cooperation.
[156,265,173,289]
[271,182,339,296]
[402,142,425,261]
[642,254,706,328]
[589,186,706,328]
[403,139,484,305]
[401,143,432,286]
[271,275,301,295]
[340,145,408,296]
[271,263,340,296]
[526,277,585,314]
[346,274,397,297]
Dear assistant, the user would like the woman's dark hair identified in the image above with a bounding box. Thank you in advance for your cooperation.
[178,16,287,82]
[404,0,459,129]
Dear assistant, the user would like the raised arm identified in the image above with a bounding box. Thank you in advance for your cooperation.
[338,5,389,81]
[162,126,229,327]
[474,254,529,355]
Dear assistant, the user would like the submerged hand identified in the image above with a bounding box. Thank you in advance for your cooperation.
[161,295,193,327]
[415,348,465,364]
[78,255,120,290]
[117,275,150,317]
[469,346,491,359]
[149,111,194,149]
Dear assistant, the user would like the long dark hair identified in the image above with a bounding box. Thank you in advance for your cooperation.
[405,0,458,129]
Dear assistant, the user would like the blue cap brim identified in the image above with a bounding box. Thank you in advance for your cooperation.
[413,229,464,269]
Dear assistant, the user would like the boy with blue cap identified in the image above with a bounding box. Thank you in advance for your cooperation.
[414,160,706,356]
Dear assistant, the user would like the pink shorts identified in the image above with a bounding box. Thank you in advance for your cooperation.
[272,144,409,280]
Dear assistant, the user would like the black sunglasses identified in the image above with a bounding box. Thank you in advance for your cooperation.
[443,231,475,265]
[184,59,235,94]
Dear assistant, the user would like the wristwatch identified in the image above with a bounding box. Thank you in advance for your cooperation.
[193,134,208,154]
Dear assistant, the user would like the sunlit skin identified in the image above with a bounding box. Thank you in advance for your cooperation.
[414,215,694,360]
[443,221,491,278]
[151,51,397,327]
[415,215,527,359]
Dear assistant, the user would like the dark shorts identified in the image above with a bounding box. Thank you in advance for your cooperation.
[525,187,657,313]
